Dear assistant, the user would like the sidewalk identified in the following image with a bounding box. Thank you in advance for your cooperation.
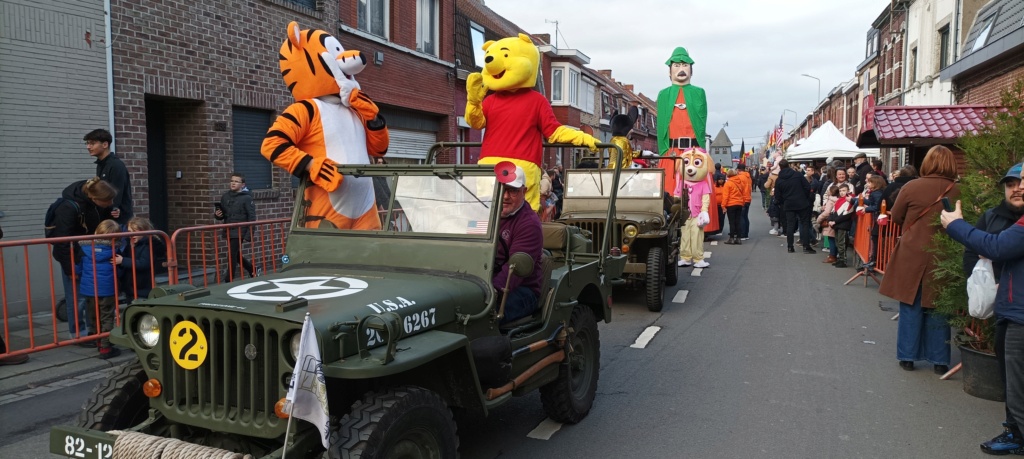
[0,311,133,397]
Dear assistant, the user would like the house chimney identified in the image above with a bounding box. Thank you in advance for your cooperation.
[624,84,634,92]
[599,69,612,78]
[533,33,551,45]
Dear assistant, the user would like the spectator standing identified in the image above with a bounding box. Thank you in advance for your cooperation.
[539,169,555,222]
[118,217,166,302]
[942,163,1024,455]
[852,153,872,194]
[551,167,564,219]
[736,164,753,240]
[871,159,889,185]
[773,159,814,253]
[827,184,855,267]
[215,173,257,281]
[859,175,887,266]
[878,145,960,373]
[816,185,840,263]
[85,129,133,227]
[721,169,745,245]
[80,220,122,359]
[756,166,769,209]
[50,178,116,340]
[881,165,918,209]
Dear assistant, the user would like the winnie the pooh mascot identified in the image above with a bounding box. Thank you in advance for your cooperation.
[262,21,389,230]
[466,33,599,211]
[676,148,714,268]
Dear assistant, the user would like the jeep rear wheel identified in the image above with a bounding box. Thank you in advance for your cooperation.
[540,306,599,424]
[77,360,150,431]
[333,386,458,459]
[645,247,665,312]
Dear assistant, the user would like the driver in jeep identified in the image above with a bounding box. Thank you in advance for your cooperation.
[494,163,544,324]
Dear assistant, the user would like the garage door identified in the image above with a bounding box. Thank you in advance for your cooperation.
[386,128,436,163]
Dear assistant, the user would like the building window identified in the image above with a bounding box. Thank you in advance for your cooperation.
[232,107,273,189]
[552,68,563,102]
[568,69,579,107]
[288,0,316,9]
[972,18,994,53]
[470,22,486,68]
[909,47,917,83]
[581,78,596,114]
[938,26,951,70]
[358,0,387,38]
[417,0,437,56]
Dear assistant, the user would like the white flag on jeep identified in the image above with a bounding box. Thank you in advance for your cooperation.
[286,313,330,448]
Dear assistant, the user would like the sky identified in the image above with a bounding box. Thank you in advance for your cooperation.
[483,0,890,149]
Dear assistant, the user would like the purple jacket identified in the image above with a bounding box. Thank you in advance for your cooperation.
[494,204,543,297]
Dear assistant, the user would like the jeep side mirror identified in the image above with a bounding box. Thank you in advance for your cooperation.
[509,252,534,277]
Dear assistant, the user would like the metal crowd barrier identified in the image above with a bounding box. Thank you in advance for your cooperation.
[1,220,291,358]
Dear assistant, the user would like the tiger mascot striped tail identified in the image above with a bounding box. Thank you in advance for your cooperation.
[262,21,388,230]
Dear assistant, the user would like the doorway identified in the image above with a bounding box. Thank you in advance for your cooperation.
[145,99,169,232]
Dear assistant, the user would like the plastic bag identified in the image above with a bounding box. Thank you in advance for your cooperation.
[967,258,997,319]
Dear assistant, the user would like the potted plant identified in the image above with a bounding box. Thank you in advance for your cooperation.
[931,79,1024,400]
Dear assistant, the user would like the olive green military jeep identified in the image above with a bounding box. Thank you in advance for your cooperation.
[51,150,627,458]
[558,166,688,312]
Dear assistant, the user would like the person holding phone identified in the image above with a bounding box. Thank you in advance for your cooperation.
[215,173,256,281]
[878,146,960,373]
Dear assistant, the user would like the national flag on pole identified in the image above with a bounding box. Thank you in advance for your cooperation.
[286,313,331,448]
[773,115,784,150]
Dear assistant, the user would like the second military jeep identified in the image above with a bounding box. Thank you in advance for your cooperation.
[558,166,688,311]
[52,147,627,458]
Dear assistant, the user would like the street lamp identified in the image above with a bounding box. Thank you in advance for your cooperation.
[783,109,798,129]
[801,73,821,107]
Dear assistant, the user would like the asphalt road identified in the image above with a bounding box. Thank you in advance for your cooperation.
[2,199,1005,458]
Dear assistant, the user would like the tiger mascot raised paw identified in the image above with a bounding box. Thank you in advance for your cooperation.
[261,21,388,230]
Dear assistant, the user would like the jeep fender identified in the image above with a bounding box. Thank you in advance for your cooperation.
[322,329,488,415]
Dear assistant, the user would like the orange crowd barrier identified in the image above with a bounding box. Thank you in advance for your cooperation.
[0,230,171,357]
[168,219,290,288]
[1,219,292,358]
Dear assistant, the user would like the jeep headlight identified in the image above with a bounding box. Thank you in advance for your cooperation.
[290,332,302,360]
[136,313,160,349]
[624,225,639,238]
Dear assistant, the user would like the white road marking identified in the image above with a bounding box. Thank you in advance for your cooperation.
[691,268,703,277]
[631,326,662,349]
[672,290,689,303]
[527,418,563,440]
[703,251,712,259]
[710,241,718,246]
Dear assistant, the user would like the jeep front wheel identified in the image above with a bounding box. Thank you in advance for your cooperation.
[540,305,599,424]
[77,360,150,431]
[645,247,665,312]
[332,386,458,459]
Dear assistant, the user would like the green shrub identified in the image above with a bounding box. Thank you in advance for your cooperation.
[931,79,1024,353]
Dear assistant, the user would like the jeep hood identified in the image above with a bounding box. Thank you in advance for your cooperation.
[148,267,489,326]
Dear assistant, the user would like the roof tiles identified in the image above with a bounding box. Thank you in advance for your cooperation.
[873,105,993,141]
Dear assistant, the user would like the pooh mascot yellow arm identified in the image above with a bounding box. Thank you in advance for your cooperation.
[261,21,388,230]
[466,33,599,211]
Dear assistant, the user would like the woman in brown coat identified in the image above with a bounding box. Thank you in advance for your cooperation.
[878,146,960,373]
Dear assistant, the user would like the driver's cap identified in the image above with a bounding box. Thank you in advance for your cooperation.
[496,161,527,189]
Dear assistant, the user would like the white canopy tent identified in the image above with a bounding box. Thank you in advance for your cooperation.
[786,121,879,161]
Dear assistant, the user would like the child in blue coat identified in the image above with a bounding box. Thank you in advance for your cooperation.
[80,219,121,359]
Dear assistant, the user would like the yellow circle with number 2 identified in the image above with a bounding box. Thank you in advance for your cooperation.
[169,321,208,370]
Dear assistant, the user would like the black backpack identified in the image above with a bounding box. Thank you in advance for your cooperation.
[44,198,82,238]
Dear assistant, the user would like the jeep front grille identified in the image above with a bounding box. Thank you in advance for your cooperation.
[571,220,623,251]
[159,313,287,437]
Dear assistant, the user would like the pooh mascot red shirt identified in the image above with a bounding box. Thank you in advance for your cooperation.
[261,21,389,230]
[465,33,599,212]
[676,148,714,268]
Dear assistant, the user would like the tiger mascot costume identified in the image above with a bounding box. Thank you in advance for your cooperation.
[262,21,388,230]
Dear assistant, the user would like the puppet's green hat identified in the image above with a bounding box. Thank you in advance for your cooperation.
[665,47,694,66]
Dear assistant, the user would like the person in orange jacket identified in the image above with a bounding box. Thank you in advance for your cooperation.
[714,175,727,237]
[721,169,746,244]
[736,164,753,240]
